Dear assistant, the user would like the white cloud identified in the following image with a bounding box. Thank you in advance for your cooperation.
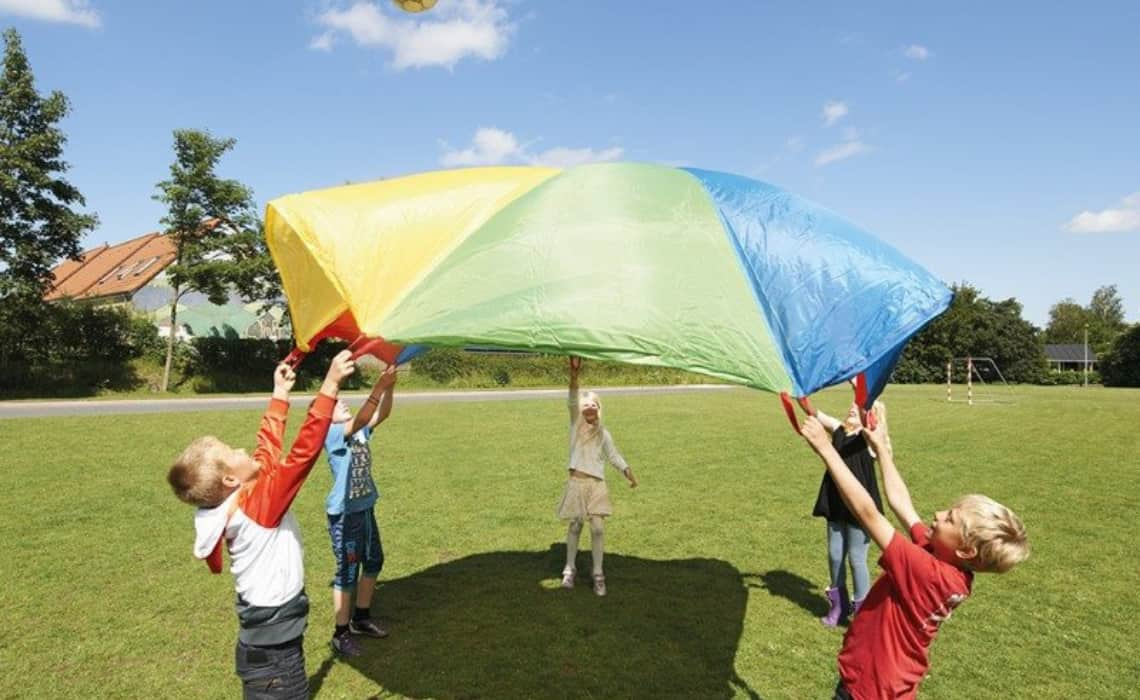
[0,0,100,28]
[822,100,849,127]
[529,146,624,168]
[309,32,334,51]
[440,127,523,166]
[1064,192,1140,234]
[440,127,623,168]
[312,0,514,70]
[895,70,912,83]
[815,140,872,167]
[904,44,930,60]
[785,136,803,152]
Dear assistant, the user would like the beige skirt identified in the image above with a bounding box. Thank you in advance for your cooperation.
[556,476,613,520]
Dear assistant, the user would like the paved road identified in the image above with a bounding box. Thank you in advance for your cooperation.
[0,384,739,419]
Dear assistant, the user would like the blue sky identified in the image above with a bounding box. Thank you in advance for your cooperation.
[5,0,1139,325]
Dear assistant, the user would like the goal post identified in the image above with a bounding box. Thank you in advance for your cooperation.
[945,356,1012,405]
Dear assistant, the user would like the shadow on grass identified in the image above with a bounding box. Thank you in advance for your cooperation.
[311,544,763,700]
[743,569,829,619]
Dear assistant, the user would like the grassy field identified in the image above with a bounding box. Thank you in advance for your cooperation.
[1,384,1138,699]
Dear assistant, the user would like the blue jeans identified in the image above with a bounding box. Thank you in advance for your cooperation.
[327,510,383,590]
[826,520,871,601]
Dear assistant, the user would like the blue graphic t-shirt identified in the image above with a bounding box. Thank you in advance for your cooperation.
[324,422,379,515]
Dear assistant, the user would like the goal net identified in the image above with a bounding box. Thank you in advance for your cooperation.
[945,357,1013,404]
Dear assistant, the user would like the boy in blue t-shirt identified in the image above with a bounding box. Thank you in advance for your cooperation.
[324,364,397,657]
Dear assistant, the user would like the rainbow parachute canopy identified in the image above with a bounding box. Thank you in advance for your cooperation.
[266,163,951,402]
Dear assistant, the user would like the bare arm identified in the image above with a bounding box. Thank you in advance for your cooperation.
[568,357,580,423]
[865,425,921,529]
[801,417,895,550]
[350,365,397,435]
[814,409,842,433]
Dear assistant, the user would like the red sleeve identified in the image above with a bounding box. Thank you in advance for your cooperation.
[251,398,289,468]
[204,537,223,574]
[243,393,336,528]
[879,524,941,611]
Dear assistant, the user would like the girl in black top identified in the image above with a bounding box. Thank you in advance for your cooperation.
[812,400,890,626]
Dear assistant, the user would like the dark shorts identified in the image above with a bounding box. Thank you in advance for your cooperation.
[833,680,854,700]
[234,636,307,700]
[327,509,384,589]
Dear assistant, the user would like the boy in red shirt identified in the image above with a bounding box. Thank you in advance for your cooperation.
[799,415,1029,700]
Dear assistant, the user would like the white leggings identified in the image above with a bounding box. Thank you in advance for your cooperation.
[565,516,605,576]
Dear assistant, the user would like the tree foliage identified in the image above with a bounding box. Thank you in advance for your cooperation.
[894,283,1046,383]
[0,27,96,302]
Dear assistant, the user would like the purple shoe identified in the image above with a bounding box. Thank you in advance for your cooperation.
[820,587,845,627]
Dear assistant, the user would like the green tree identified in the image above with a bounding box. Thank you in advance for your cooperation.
[1044,299,1088,344]
[1087,284,1127,350]
[153,129,271,391]
[1044,285,1127,352]
[894,283,1046,383]
[1099,323,1140,388]
[0,27,98,378]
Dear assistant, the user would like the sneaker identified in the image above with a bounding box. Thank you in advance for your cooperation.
[349,617,389,638]
[593,574,606,597]
[330,631,362,657]
[561,568,576,589]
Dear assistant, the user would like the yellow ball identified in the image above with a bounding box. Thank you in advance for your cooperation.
[392,0,437,12]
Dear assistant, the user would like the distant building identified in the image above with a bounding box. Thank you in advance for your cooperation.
[1044,344,1097,372]
[45,232,287,340]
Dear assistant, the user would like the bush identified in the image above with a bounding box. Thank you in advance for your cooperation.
[185,336,374,392]
[413,347,467,383]
[1039,370,1100,386]
[1100,324,1140,387]
[0,300,155,395]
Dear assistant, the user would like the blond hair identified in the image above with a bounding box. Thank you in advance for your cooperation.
[167,436,231,507]
[954,494,1029,573]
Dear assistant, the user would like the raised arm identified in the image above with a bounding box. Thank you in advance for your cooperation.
[801,416,895,549]
[244,351,354,528]
[864,424,921,530]
[350,365,398,436]
[814,409,842,433]
[251,364,297,466]
[568,356,581,423]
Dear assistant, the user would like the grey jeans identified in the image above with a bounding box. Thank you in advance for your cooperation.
[234,637,308,700]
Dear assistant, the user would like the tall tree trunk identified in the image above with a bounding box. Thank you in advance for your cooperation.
[160,285,181,392]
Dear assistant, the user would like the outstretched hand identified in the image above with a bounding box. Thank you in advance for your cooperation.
[325,350,356,385]
[862,422,888,451]
[273,363,296,396]
[800,416,832,454]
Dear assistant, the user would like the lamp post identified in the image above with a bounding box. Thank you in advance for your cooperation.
[1083,323,1089,388]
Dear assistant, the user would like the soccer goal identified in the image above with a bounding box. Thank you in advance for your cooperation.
[945,357,1014,405]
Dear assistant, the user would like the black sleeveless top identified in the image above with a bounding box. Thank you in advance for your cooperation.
[811,428,884,523]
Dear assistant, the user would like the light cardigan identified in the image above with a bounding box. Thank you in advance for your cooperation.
[567,386,629,479]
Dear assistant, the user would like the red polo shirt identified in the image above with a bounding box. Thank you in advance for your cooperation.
[838,523,973,699]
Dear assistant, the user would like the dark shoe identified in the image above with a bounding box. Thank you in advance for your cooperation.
[349,617,389,638]
[331,631,362,657]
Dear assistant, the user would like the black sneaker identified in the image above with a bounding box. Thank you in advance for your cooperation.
[331,631,363,657]
[349,618,389,638]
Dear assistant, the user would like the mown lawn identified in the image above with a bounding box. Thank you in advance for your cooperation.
[0,384,1137,698]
